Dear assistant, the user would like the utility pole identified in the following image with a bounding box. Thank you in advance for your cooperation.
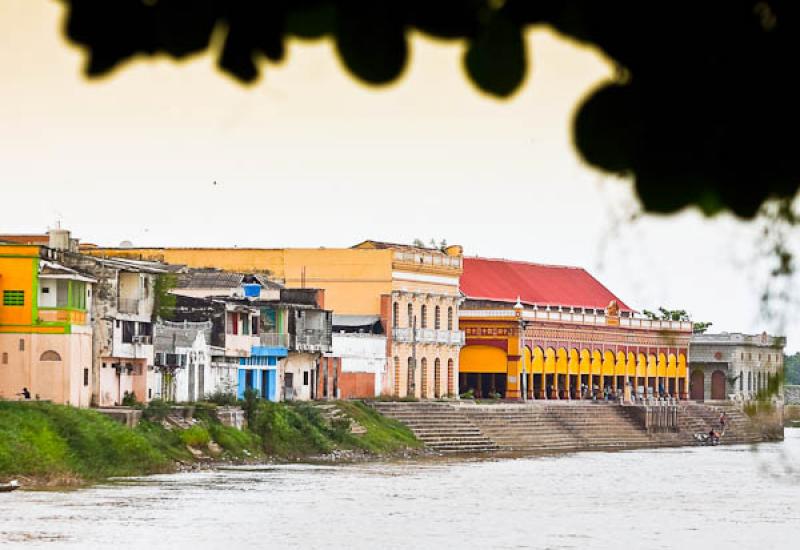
[514,297,526,402]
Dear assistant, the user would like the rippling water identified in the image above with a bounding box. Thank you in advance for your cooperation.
[2,430,799,549]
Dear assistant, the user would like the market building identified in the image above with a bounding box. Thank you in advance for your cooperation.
[458,257,693,400]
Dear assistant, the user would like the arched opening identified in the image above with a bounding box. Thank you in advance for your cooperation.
[39,350,62,361]
[447,307,454,330]
[393,356,400,396]
[690,369,705,401]
[447,358,454,396]
[392,302,399,327]
[434,306,441,330]
[711,370,726,400]
[420,358,429,398]
[420,305,428,329]
[407,303,413,327]
[533,347,545,399]
[434,358,441,398]
[407,357,415,398]
[459,345,508,398]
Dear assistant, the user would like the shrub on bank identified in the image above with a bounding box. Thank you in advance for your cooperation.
[0,401,171,481]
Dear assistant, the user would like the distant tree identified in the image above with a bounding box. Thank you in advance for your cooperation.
[642,306,711,334]
[785,353,800,385]
[412,238,426,248]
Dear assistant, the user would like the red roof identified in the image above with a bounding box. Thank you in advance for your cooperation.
[461,257,633,312]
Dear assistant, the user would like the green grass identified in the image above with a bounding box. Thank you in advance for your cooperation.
[179,425,211,447]
[0,401,173,481]
[335,401,421,453]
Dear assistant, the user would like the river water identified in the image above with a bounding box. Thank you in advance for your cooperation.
[2,430,799,549]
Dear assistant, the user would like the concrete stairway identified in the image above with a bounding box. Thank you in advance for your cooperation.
[313,403,367,435]
[370,402,499,453]
[462,403,655,452]
[678,403,764,445]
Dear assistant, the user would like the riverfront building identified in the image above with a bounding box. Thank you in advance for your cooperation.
[688,332,785,401]
[85,241,465,399]
[458,257,693,400]
[0,243,95,406]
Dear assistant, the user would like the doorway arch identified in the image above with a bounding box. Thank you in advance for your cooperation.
[690,369,705,401]
[711,370,726,400]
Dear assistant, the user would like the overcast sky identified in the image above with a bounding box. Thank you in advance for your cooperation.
[2,1,798,352]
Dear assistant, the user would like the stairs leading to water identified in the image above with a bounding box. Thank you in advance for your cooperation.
[370,400,773,455]
[370,402,499,453]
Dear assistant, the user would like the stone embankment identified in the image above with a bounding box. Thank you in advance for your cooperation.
[372,400,778,454]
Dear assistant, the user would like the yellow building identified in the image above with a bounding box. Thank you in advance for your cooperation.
[459,257,692,400]
[85,241,465,398]
[0,244,95,406]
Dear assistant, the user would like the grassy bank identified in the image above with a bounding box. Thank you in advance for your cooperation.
[0,400,419,486]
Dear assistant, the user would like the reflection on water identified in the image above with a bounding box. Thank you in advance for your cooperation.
[2,430,799,549]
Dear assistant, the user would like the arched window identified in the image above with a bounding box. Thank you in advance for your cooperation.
[434,358,441,398]
[392,302,399,327]
[447,358,454,396]
[40,350,62,361]
[421,357,429,397]
[434,306,441,330]
[407,303,413,327]
[420,305,428,328]
[407,357,415,397]
[447,307,454,330]
[739,371,743,391]
[393,356,400,396]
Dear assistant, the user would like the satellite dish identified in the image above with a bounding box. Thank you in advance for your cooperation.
[119,240,133,248]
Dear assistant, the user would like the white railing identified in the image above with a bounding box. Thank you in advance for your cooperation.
[392,328,464,345]
[459,308,692,331]
[160,320,213,330]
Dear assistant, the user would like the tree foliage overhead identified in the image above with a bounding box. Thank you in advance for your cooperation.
[60,1,800,218]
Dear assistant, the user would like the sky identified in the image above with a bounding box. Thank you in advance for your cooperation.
[1,1,798,351]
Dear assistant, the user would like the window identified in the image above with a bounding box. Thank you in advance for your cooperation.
[122,321,135,343]
[421,305,428,328]
[3,290,24,306]
[39,350,62,361]
[57,280,69,307]
[303,371,309,386]
[251,316,259,335]
[434,306,441,330]
[83,368,89,386]
[42,287,50,294]
[447,307,453,330]
[407,303,413,327]
[18,339,24,351]
[1,352,7,365]
[138,322,152,336]
[393,302,399,327]
[242,314,250,335]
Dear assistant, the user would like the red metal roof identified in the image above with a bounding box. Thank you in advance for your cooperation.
[461,257,633,312]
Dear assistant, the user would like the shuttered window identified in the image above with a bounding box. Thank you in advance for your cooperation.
[3,290,24,306]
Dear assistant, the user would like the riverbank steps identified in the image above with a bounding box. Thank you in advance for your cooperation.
[371,401,780,453]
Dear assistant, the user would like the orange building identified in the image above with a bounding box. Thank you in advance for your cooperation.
[0,244,95,406]
[459,257,692,400]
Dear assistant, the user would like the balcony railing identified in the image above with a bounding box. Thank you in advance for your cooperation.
[392,328,464,345]
[39,308,87,325]
[292,330,332,352]
[259,333,289,348]
[459,308,693,332]
[118,298,140,315]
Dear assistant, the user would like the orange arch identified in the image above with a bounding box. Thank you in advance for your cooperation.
[657,353,667,377]
[678,353,687,378]
[532,347,544,373]
[568,349,580,374]
[667,353,677,377]
[626,352,637,377]
[544,348,556,374]
[579,349,591,374]
[591,350,602,375]
[637,353,647,377]
[602,351,615,376]
[556,348,568,374]
[647,354,657,377]
[616,351,626,376]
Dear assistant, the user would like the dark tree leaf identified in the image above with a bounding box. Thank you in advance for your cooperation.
[464,11,526,98]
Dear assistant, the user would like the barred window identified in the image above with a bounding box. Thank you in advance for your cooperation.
[2,290,24,306]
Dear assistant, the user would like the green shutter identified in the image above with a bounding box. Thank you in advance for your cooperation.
[3,290,25,306]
